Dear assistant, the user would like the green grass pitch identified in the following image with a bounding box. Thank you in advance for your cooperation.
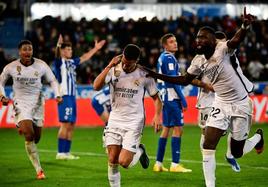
[0,124,267,187]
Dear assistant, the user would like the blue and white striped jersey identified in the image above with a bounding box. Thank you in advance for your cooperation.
[91,86,111,115]
[92,86,110,105]
[53,57,80,96]
[157,51,187,108]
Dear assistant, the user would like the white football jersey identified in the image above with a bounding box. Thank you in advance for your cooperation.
[0,58,58,103]
[105,62,158,132]
[188,41,253,103]
[190,55,215,108]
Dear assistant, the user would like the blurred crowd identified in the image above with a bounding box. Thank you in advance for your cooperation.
[1,14,268,84]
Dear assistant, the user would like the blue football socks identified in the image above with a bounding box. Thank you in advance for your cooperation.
[171,137,181,163]
[156,137,167,162]
[65,140,71,153]
[58,138,66,153]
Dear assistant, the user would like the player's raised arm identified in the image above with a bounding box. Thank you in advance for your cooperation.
[79,39,106,63]
[55,34,63,59]
[228,7,256,49]
[139,65,195,86]
[93,55,121,91]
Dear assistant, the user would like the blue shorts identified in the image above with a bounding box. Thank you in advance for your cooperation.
[58,95,77,123]
[162,100,184,127]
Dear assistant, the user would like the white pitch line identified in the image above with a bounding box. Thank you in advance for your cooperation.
[39,149,268,171]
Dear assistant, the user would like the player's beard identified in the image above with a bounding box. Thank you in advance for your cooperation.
[123,63,137,73]
[195,45,213,55]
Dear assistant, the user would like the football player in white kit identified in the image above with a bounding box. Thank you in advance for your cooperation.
[141,8,264,187]
[0,40,62,180]
[93,44,162,187]
[196,31,252,172]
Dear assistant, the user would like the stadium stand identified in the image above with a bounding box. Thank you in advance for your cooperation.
[0,0,268,85]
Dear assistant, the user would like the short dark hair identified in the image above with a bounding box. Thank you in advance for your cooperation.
[18,40,32,49]
[123,44,140,61]
[199,26,216,36]
[60,42,72,49]
[215,31,227,40]
[161,33,175,46]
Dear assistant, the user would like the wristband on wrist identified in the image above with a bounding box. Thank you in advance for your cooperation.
[241,24,250,30]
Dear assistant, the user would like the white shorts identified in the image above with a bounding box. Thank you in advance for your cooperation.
[13,97,44,127]
[206,97,253,141]
[103,127,142,153]
[198,107,212,129]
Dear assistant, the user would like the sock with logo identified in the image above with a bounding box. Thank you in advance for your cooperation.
[202,149,216,187]
[108,163,120,187]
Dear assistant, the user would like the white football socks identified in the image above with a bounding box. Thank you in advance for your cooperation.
[25,141,42,173]
[128,147,143,168]
[202,149,216,187]
[200,134,205,151]
[243,134,261,155]
[108,163,120,187]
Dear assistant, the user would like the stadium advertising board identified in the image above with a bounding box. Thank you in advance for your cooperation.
[1,95,268,128]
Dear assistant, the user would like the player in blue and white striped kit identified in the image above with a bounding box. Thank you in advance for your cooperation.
[153,33,192,173]
[91,86,111,125]
[53,34,105,160]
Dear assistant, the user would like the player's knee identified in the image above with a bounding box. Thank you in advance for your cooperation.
[203,143,215,150]
[203,140,217,150]
[118,158,131,168]
[173,126,183,136]
[203,133,221,150]
[108,157,118,165]
[24,132,35,141]
[119,162,129,169]
[66,125,74,131]
[203,139,217,150]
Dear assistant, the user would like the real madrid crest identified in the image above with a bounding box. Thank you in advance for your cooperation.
[114,70,121,77]
[34,71,39,77]
[210,57,217,64]
[16,66,22,75]
[134,80,140,86]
